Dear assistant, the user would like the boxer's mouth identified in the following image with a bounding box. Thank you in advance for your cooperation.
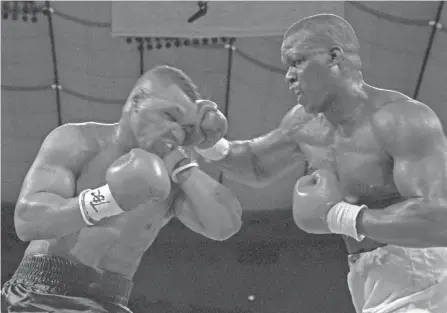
[155,139,176,157]
[151,132,180,156]
[163,139,176,150]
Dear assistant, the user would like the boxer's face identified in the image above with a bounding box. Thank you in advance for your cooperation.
[282,31,339,115]
[128,79,199,157]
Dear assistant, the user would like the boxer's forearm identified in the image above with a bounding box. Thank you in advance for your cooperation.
[214,130,306,188]
[14,192,87,241]
[175,168,242,241]
[357,198,447,248]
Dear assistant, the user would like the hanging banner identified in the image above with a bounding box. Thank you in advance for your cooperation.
[111,1,344,38]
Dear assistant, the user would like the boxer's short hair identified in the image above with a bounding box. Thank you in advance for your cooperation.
[284,14,360,53]
[125,66,201,114]
[151,65,201,102]
[284,14,362,76]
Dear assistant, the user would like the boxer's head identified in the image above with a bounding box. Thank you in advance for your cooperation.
[281,14,362,115]
[121,65,202,157]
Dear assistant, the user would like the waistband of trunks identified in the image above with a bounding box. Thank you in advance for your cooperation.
[7,254,133,306]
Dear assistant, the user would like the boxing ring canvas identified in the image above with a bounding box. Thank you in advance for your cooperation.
[2,1,447,312]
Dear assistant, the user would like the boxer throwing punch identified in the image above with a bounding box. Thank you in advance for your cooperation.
[196,14,447,313]
[2,66,242,313]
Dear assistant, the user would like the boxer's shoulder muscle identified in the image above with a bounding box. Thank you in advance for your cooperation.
[372,100,445,155]
[20,124,96,199]
[280,104,333,146]
[39,124,94,169]
[372,100,447,197]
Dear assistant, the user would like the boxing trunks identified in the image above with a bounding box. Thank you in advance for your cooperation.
[1,254,134,313]
[347,245,447,313]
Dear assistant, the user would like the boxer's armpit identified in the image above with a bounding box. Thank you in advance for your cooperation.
[216,129,306,188]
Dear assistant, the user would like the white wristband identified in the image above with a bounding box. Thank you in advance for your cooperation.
[171,162,199,184]
[78,185,124,226]
[325,201,366,242]
[194,138,230,161]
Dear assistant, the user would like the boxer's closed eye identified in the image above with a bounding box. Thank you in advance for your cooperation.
[163,106,186,123]
[162,111,176,122]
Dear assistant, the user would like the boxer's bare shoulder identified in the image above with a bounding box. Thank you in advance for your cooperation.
[19,122,121,203]
[19,123,98,202]
[23,122,174,277]
[281,104,333,146]
[371,99,447,198]
[335,91,447,253]
[282,105,334,172]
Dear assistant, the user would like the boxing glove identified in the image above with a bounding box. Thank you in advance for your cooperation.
[194,137,231,162]
[293,169,366,240]
[78,149,171,225]
[293,169,343,233]
[194,100,228,149]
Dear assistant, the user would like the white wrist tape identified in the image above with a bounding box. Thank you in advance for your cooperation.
[194,138,230,161]
[326,201,367,242]
[171,162,199,184]
[78,185,124,226]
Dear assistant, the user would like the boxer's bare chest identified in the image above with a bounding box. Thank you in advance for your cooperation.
[334,124,399,202]
[301,118,403,253]
[46,129,175,274]
[303,118,399,201]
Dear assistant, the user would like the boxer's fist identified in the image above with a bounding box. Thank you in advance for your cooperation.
[106,149,171,210]
[292,169,343,233]
[195,100,228,149]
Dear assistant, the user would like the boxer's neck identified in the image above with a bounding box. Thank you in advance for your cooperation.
[110,119,138,154]
[322,79,368,133]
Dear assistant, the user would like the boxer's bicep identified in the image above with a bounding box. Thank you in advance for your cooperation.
[19,125,88,200]
[218,129,307,188]
[375,101,447,200]
[249,128,307,180]
[357,102,447,247]
[393,149,447,200]
[246,103,332,183]
[15,125,92,240]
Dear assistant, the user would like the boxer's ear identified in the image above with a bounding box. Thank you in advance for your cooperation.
[329,46,344,67]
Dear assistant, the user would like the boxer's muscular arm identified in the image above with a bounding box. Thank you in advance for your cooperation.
[218,130,305,188]
[14,125,91,241]
[214,105,330,187]
[357,101,447,248]
[173,168,242,241]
